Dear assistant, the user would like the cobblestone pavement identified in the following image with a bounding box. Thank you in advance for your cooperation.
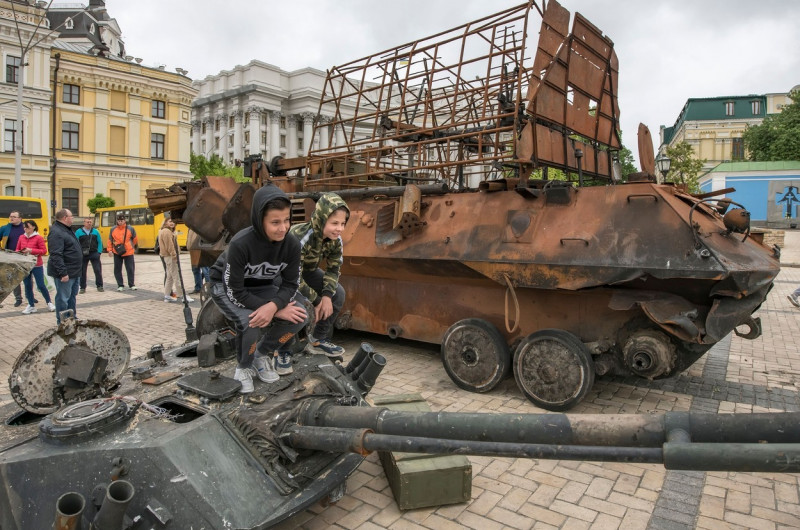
[1,253,799,529]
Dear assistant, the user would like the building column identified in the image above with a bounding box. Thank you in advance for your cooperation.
[319,115,330,149]
[248,106,261,155]
[191,120,201,155]
[203,115,213,157]
[335,121,345,148]
[301,112,315,154]
[233,110,243,162]
[217,113,228,160]
[287,114,298,158]
[270,110,281,159]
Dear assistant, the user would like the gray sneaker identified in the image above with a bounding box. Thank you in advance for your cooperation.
[789,294,800,308]
[252,355,279,383]
[233,367,255,393]
[275,352,293,375]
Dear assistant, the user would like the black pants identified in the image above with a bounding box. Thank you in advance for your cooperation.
[113,254,135,287]
[80,252,103,289]
[210,282,308,368]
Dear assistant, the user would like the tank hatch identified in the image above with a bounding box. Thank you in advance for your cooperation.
[39,398,138,443]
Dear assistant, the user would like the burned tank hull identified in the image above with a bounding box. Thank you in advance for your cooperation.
[0,319,369,530]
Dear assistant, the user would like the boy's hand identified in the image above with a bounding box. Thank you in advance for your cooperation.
[275,301,307,324]
[249,302,278,328]
[315,296,334,322]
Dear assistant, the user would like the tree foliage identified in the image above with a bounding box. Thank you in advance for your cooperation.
[86,193,114,214]
[190,153,245,181]
[742,91,800,161]
[664,141,705,193]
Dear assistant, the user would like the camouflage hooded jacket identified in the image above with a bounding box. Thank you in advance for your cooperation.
[288,193,350,305]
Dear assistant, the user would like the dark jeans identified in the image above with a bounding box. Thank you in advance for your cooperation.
[210,282,308,368]
[113,254,135,287]
[80,252,103,289]
[54,277,79,324]
[302,268,345,340]
[23,266,51,306]
[192,266,210,292]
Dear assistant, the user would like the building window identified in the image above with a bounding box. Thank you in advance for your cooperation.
[201,140,206,153]
[261,132,267,145]
[110,90,126,111]
[4,119,21,152]
[151,100,165,119]
[6,55,20,83]
[65,17,73,29]
[63,84,80,104]
[151,133,165,159]
[62,188,79,213]
[280,135,286,148]
[229,115,234,128]
[280,116,286,128]
[110,125,125,155]
[262,114,267,126]
[731,138,744,160]
[244,131,250,144]
[62,122,79,150]
[201,122,206,134]
[725,101,735,116]
[244,112,250,124]
[751,100,761,115]
[214,119,219,132]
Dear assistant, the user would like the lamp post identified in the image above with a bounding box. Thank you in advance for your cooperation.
[656,154,671,183]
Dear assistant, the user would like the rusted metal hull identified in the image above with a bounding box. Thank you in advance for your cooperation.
[0,251,35,304]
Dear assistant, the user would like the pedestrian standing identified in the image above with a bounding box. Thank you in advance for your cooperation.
[75,217,104,293]
[108,214,138,291]
[158,218,193,303]
[15,220,55,314]
[47,209,82,324]
[186,229,209,294]
[0,210,26,307]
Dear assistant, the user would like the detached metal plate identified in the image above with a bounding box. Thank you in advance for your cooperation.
[177,371,241,400]
[9,319,131,414]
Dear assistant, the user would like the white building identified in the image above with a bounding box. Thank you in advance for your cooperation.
[190,60,357,165]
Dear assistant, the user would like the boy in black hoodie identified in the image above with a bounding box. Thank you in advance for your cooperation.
[208,185,308,393]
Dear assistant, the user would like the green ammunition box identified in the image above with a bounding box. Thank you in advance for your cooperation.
[371,394,472,510]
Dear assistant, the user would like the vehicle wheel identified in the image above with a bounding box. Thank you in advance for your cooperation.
[441,318,510,393]
[513,329,595,411]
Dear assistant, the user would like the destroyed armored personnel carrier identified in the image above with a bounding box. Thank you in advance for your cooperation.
[147,0,780,412]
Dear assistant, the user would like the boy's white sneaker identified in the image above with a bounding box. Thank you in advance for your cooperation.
[47,302,56,312]
[22,305,37,315]
[252,355,280,383]
[233,368,255,393]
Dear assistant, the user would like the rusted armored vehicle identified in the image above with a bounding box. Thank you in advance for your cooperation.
[1,318,799,529]
[148,1,779,411]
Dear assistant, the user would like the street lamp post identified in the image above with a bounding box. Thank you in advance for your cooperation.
[656,154,671,184]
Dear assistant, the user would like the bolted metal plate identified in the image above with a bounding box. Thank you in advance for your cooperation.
[8,319,131,414]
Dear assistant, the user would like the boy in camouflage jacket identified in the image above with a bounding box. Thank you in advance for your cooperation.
[289,193,349,356]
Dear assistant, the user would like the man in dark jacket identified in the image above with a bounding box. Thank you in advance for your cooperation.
[75,216,104,293]
[47,209,82,323]
[0,210,25,306]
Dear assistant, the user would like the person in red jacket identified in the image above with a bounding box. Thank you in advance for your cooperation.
[107,214,138,291]
[15,220,55,314]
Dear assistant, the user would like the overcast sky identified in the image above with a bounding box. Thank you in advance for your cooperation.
[94,0,798,166]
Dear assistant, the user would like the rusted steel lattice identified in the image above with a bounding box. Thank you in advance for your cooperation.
[304,1,621,191]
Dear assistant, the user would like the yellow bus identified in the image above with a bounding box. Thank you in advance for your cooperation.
[0,196,49,239]
[95,204,187,253]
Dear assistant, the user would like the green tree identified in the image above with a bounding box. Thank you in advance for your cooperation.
[742,91,800,161]
[618,143,637,180]
[86,193,114,214]
[190,153,245,181]
[664,141,705,193]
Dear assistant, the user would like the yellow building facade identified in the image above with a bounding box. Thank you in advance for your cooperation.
[53,45,196,217]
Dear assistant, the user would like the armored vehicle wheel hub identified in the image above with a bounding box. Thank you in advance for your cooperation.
[441,318,510,393]
[623,330,676,378]
[513,329,595,412]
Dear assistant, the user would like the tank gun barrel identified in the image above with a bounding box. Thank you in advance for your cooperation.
[287,404,800,472]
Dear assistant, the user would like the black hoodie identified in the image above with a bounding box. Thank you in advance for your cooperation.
[209,185,301,311]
